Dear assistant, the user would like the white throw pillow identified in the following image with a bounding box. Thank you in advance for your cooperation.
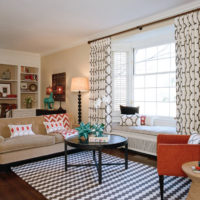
[145,116,154,126]
[188,132,200,144]
[120,114,140,126]
[43,121,65,134]
[8,124,35,138]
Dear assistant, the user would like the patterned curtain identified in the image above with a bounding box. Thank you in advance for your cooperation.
[89,38,112,133]
[175,11,200,135]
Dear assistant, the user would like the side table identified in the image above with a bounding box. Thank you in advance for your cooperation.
[182,161,200,200]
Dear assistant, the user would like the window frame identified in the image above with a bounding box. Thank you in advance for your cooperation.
[132,43,176,118]
[111,46,133,122]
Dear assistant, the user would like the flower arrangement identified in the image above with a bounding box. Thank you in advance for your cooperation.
[76,122,105,140]
[94,95,110,109]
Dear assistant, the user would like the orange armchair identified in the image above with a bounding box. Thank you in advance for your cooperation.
[157,134,200,200]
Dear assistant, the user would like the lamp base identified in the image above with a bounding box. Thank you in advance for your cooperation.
[78,91,82,124]
[57,100,65,112]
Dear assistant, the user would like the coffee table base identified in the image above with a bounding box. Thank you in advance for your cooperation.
[65,144,128,184]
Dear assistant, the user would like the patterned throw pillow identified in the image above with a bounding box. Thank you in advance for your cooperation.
[8,124,35,138]
[120,114,140,126]
[188,133,200,144]
[133,115,154,126]
[140,115,146,125]
[43,121,65,134]
[43,114,70,129]
[58,129,78,140]
[120,105,139,115]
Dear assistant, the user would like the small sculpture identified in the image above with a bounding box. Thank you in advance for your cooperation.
[44,92,54,109]
[76,122,105,140]
[76,122,91,140]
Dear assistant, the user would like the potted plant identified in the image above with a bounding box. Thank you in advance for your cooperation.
[25,96,33,108]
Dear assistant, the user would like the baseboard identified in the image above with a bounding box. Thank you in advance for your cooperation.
[119,147,157,160]
[0,148,82,172]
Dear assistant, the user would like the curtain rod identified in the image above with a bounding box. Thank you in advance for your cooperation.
[88,7,200,44]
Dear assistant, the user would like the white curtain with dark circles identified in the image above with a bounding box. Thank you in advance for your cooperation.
[175,11,200,135]
[89,38,112,133]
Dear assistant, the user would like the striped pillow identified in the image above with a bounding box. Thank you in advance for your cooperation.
[43,114,70,129]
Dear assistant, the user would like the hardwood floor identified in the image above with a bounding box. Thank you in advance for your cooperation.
[0,149,156,200]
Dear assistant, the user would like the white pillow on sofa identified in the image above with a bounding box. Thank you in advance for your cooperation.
[120,114,140,126]
[8,124,35,138]
[188,132,200,144]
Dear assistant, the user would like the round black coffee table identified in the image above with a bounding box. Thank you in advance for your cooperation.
[64,134,128,184]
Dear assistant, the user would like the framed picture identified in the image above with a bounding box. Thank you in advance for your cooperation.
[52,72,66,101]
[0,83,11,97]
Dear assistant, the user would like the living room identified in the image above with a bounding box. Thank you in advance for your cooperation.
[0,1,200,200]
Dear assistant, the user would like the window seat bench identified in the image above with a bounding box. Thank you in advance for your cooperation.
[111,123,176,156]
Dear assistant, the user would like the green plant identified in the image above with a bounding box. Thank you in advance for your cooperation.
[75,122,91,140]
[91,123,105,137]
[25,96,33,104]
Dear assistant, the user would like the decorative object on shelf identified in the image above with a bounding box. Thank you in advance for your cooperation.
[52,72,66,101]
[7,94,17,98]
[0,92,2,98]
[44,92,54,110]
[1,69,11,80]
[25,96,33,108]
[0,83,11,97]
[29,83,37,92]
[56,86,64,111]
[25,74,37,81]
[76,122,91,140]
[21,82,28,90]
[71,77,89,124]
[0,103,17,118]
[25,67,30,73]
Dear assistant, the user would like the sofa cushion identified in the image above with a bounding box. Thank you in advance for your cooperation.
[0,136,4,143]
[113,124,176,136]
[48,133,64,143]
[0,135,55,154]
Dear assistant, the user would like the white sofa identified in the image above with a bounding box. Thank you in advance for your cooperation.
[111,118,176,156]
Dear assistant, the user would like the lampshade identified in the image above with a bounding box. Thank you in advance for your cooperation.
[56,86,64,94]
[46,86,53,95]
[71,77,89,92]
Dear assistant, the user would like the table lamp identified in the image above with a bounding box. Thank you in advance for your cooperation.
[71,77,89,124]
[56,86,64,111]
[46,86,53,95]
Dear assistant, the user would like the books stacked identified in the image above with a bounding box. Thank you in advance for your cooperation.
[191,165,200,173]
[89,135,110,143]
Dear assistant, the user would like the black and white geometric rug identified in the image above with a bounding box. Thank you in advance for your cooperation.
[12,151,190,200]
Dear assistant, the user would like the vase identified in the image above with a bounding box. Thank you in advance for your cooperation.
[26,102,32,109]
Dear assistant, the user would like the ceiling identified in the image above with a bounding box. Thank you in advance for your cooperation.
[0,0,197,54]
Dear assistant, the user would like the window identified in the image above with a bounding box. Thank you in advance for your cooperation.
[133,43,176,117]
[112,51,128,111]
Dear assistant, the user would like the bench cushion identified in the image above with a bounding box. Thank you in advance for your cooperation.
[0,135,55,154]
[113,124,176,136]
